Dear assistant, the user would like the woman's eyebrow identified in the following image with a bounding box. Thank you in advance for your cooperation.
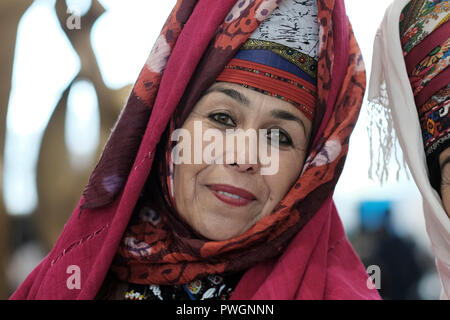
[202,87,250,106]
[270,109,306,136]
[202,87,306,135]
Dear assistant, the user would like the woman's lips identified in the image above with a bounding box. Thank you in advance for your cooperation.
[207,184,256,207]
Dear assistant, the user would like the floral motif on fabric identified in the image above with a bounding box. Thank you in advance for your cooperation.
[400,0,450,54]
[418,84,450,153]
[124,289,146,300]
[215,0,280,51]
[123,273,242,300]
[409,37,450,95]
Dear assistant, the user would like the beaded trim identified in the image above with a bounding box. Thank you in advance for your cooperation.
[419,84,450,154]
[217,58,317,120]
[239,83,314,118]
[240,39,318,80]
[426,129,450,156]
[222,64,316,97]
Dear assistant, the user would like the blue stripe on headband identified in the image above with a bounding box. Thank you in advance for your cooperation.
[234,49,317,86]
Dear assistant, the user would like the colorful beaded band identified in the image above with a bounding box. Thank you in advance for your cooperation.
[240,39,318,80]
[216,58,317,120]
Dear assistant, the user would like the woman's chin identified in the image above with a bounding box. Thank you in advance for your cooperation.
[201,230,243,241]
[195,218,250,241]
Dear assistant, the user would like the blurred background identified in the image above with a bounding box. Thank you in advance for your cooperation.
[0,0,442,299]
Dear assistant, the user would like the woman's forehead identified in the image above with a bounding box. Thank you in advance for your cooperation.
[203,82,309,119]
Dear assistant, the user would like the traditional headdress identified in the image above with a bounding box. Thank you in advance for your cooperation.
[400,0,450,192]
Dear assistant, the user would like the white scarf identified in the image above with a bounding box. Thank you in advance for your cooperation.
[368,0,450,300]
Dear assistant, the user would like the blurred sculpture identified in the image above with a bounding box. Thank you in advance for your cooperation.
[0,0,34,300]
[1,0,132,297]
[34,0,131,250]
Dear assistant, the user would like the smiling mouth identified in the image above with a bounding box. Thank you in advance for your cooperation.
[206,184,256,207]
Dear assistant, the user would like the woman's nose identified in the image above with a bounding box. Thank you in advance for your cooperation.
[225,161,260,173]
[224,145,260,173]
[222,130,261,173]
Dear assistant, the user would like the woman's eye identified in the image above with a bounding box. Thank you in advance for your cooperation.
[267,129,292,146]
[209,113,235,126]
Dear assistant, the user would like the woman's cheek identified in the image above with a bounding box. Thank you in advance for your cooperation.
[281,150,305,177]
[267,153,302,198]
[441,185,450,217]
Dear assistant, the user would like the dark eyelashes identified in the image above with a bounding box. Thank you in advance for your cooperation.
[208,112,236,127]
[268,128,293,146]
[207,112,293,147]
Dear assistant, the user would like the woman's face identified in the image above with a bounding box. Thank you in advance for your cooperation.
[173,82,312,240]
[439,147,450,218]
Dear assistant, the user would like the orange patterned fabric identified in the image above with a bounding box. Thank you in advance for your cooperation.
[214,0,282,51]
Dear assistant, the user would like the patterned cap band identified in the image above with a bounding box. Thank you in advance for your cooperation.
[238,39,318,83]
[216,57,317,120]
[408,34,450,104]
[400,0,449,54]
[419,84,450,155]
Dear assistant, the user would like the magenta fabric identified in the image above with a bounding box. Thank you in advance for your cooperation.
[230,197,380,300]
[404,21,450,75]
[10,0,381,300]
[311,0,348,147]
[415,67,450,107]
[229,1,379,300]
